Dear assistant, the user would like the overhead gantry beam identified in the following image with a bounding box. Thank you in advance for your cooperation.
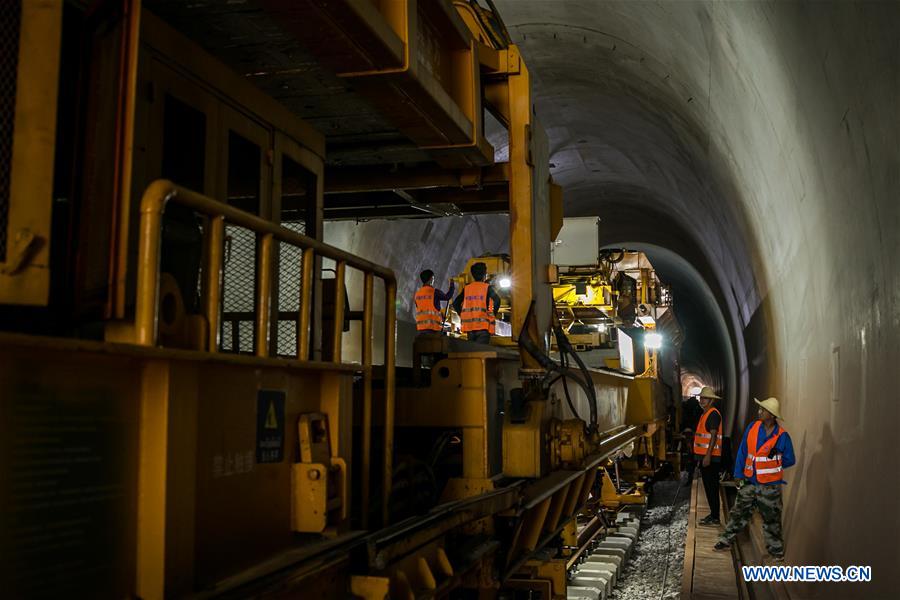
[283,1,561,343]
[324,162,512,219]
[325,162,510,194]
[259,0,494,168]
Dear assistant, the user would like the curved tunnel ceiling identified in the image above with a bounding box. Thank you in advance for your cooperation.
[494,1,900,589]
[490,1,765,425]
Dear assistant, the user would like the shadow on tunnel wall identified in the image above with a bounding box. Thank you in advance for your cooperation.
[743,294,776,430]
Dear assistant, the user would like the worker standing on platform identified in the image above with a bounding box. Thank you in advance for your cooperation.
[693,387,723,526]
[452,262,501,345]
[414,270,454,335]
[714,397,796,561]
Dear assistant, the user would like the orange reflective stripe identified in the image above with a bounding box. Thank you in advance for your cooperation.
[693,407,723,456]
[460,282,490,333]
[742,421,785,483]
[488,298,496,335]
[415,285,442,331]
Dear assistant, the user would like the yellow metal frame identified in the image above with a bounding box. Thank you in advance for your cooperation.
[481,45,554,347]
[552,282,614,310]
[292,412,349,533]
[113,10,327,318]
[599,467,647,508]
[0,327,363,597]
[0,0,63,304]
[396,351,513,494]
[312,0,493,167]
[129,179,397,527]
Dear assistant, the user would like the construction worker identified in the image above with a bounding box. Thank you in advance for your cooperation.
[414,270,454,335]
[693,387,723,526]
[714,397,796,561]
[452,262,501,345]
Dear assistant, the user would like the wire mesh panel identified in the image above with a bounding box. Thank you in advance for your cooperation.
[0,0,22,260]
[277,220,305,357]
[221,224,257,353]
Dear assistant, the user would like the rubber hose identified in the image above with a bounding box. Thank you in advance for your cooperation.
[552,325,599,431]
[559,351,582,421]
[518,329,595,425]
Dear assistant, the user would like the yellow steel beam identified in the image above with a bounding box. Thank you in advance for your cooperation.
[0,0,63,305]
[298,248,315,359]
[256,233,275,357]
[331,261,347,363]
[112,0,142,318]
[324,162,509,194]
[205,216,225,352]
[550,181,563,241]
[136,361,170,599]
[261,0,492,167]
[503,45,553,344]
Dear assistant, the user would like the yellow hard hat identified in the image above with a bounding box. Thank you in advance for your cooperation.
[754,397,782,419]
[698,386,721,399]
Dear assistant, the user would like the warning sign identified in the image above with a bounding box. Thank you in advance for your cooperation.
[256,390,285,463]
[265,402,279,429]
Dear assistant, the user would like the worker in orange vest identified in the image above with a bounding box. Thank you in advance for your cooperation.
[715,397,796,561]
[452,262,501,345]
[414,270,454,335]
[693,386,724,526]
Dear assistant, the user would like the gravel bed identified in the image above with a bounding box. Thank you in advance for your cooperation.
[609,475,691,600]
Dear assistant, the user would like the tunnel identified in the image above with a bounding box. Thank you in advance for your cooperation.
[325,1,899,595]
[1,1,897,598]
[492,6,899,596]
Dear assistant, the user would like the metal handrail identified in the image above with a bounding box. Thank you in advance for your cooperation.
[134,179,397,527]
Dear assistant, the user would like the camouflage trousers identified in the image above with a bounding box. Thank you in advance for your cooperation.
[718,482,784,556]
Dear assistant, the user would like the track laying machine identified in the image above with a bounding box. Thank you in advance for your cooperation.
[0,1,683,597]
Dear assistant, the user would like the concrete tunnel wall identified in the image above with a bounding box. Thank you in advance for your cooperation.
[321,2,898,594]
[490,1,898,596]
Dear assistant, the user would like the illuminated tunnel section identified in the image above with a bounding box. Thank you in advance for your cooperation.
[494,2,899,595]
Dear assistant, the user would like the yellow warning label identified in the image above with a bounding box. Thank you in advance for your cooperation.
[265,401,279,429]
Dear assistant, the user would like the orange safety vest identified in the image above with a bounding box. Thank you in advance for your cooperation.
[488,298,496,335]
[414,285,442,332]
[460,282,490,333]
[743,421,785,483]
[693,407,723,456]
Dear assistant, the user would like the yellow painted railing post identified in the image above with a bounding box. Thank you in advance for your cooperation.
[331,261,346,363]
[361,272,374,529]
[298,248,315,360]
[205,215,225,352]
[256,233,275,357]
[135,180,176,346]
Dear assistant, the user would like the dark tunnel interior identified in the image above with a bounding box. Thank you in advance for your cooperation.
[2,0,895,597]
[325,3,899,594]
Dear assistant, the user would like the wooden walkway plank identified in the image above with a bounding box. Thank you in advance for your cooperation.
[681,478,741,599]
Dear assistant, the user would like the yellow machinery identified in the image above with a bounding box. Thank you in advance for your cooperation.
[1,2,679,598]
[551,250,673,350]
[549,249,685,489]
